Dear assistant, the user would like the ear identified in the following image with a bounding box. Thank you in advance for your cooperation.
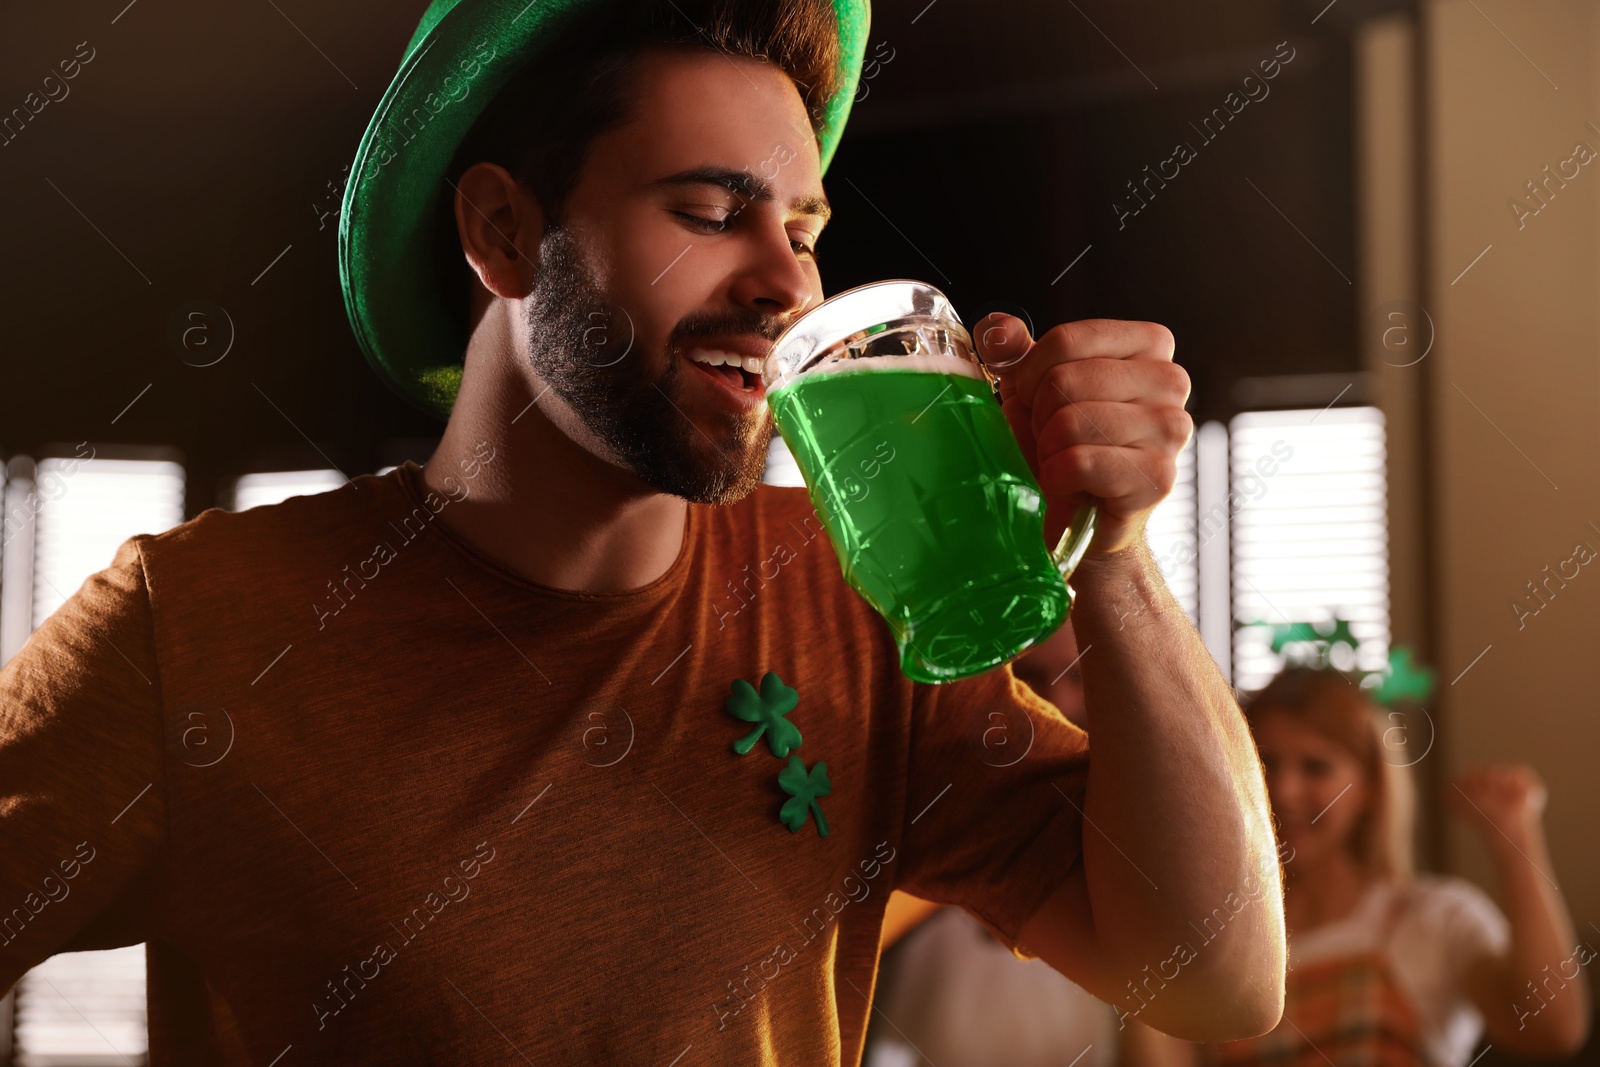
[453,160,545,302]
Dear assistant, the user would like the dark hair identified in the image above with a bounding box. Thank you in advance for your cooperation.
[435,0,842,328]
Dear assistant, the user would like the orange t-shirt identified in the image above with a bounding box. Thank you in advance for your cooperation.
[0,459,1089,1065]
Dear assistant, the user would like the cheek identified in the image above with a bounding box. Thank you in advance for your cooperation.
[1314,778,1368,838]
[583,233,691,368]
[603,205,714,298]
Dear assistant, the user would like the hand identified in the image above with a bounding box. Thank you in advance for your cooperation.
[979,314,1193,558]
[1447,762,1548,846]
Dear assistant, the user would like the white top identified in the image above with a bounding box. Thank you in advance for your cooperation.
[866,907,1119,1067]
[865,877,1510,1067]
[1291,875,1511,1067]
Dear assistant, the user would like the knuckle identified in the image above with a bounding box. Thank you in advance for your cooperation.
[1061,445,1098,479]
[1041,360,1076,392]
[1146,321,1177,357]
[1054,402,1090,443]
[1038,404,1082,451]
[1046,318,1111,353]
[1153,454,1179,493]
[1036,322,1079,361]
[1161,406,1194,446]
[1163,361,1191,401]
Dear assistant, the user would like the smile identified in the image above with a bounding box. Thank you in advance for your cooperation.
[684,346,766,402]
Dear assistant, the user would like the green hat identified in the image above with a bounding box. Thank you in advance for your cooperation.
[338,0,870,420]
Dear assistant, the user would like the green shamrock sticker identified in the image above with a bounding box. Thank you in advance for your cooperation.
[777,755,831,837]
[1373,646,1435,705]
[725,671,802,758]
[1266,619,1358,658]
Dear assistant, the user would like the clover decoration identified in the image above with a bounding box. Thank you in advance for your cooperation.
[1371,646,1436,705]
[722,671,832,838]
[1241,616,1437,706]
[1264,618,1360,664]
[777,755,831,837]
[725,671,802,758]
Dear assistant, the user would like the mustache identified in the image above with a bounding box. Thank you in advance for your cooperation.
[670,309,793,350]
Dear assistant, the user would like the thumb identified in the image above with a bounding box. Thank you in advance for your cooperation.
[974,313,1035,402]
[973,313,1041,483]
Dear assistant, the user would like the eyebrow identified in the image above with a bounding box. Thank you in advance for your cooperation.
[647,165,832,225]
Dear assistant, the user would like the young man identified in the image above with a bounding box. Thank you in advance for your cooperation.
[0,0,1285,1062]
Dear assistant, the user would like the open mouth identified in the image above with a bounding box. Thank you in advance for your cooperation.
[694,361,757,390]
[685,348,765,394]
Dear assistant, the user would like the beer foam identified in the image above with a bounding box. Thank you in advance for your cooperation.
[796,352,986,381]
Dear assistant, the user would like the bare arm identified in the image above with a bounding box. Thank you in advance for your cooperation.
[1452,764,1591,1056]
[1013,538,1286,1041]
[980,314,1285,1040]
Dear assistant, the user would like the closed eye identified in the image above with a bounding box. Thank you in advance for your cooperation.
[673,210,731,234]
[671,211,820,261]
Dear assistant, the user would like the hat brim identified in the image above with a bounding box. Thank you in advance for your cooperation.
[339,0,870,420]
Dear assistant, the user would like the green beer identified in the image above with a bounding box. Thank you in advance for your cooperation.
[769,358,1070,683]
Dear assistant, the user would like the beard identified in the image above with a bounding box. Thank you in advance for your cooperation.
[521,223,780,505]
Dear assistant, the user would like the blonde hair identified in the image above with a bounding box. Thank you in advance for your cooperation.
[1242,667,1415,883]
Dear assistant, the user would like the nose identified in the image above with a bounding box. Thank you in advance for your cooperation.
[728,213,818,321]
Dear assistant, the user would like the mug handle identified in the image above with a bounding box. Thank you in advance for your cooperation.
[969,326,1097,583]
[1050,503,1098,582]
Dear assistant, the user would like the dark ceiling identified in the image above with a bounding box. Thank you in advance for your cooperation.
[0,0,1392,516]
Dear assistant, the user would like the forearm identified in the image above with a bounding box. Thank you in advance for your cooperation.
[1066,535,1285,1024]
[1488,828,1590,1049]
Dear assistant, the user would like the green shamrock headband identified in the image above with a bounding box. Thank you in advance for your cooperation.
[1242,616,1437,706]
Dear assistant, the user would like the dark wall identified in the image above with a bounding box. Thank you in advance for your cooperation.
[0,0,1367,519]
[824,1,1360,426]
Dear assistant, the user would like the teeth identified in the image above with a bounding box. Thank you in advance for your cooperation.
[688,347,765,375]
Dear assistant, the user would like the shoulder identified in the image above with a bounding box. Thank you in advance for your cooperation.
[1400,874,1505,922]
[134,467,404,604]
[1395,874,1511,953]
[143,469,395,558]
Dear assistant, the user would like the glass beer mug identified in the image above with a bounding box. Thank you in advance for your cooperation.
[765,279,1099,684]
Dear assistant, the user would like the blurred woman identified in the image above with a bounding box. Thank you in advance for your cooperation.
[1136,666,1590,1067]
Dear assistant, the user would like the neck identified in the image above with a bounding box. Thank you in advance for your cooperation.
[1283,848,1372,933]
[420,335,689,593]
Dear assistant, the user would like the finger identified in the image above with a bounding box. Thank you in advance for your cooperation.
[999,395,1041,484]
[1036,443,1174,512]
[976,314,1036,401]
[1006,319,1177,409]
[975,312,1035,366]
[1034,400,1192,458]
[1033,357,1192,413]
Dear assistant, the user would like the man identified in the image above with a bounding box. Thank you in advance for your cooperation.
[0,0,1285,1062]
